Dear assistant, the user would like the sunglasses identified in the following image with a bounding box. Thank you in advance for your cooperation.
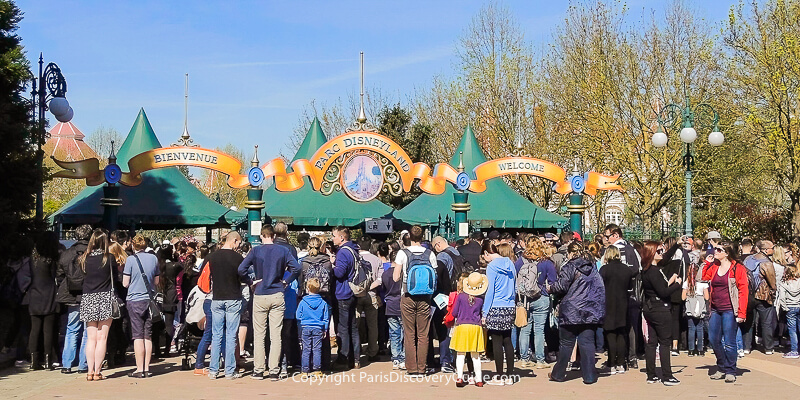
[714,247,725,253]
[656,248,664,255]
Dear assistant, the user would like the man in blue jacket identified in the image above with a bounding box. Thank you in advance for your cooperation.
[239,225,301,381]
[332,226,361,369]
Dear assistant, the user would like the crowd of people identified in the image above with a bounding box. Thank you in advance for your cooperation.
[2,222,798,387]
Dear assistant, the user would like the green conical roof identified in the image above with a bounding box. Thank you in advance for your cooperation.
[395,125,567,229]
[50,109,245,229]
[263,118,393,227]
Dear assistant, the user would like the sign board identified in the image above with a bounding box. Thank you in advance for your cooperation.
[366,219,393,234]
[250,220,262,238]
[458,222,469,238]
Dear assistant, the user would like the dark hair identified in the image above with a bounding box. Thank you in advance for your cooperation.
[358,236,373,252]
[560,231,573,244]
[470,231,484,241]
[567,241,594,263]
[198,244,210,259]
[717,241,737,263]
[333,226,351,241]
[297,231,310,250]
[389,241,400,261]
[111,230,129,244]
[500,232,513,240]
[74,224,93,241]
[33,231,60,262]
[604,224,622,238]
[378,242,390,258]
[238,241,252,255]
[409,225,424,243]
[260,225,274,238]
[481,240,498,255]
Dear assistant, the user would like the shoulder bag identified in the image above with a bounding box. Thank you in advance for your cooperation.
[109,259,125,319]
[133,253,165,323]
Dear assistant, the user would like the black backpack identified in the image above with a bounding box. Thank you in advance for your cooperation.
[304,259,331,295]
[443,249,470,285]
[66,251,86,292]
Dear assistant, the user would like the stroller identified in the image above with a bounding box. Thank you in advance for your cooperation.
[177,286,207,370]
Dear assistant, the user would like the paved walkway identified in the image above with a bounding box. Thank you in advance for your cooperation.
[1,352,797,400]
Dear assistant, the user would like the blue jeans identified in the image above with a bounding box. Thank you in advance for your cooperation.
[787,307,800,353]
[519,295,549,362]
[61,305,87,370]
[688,317,704,351]
[301,326,324,372]
[195,299,213,369]
[551,324,598,384]
[210,299,242,376]
[387,316,404,362]
[336,297,360,363]
[709,310,738,375]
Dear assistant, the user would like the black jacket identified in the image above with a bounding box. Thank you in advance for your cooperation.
[457,241,482,272]
[657,244,689,304]
[55,240,88,305]
[642,265,681,312]
[600,260,634,330]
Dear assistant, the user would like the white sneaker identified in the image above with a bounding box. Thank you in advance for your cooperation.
[392,360,400,370]
[738,350,745,358]
[616,366,626,374]
[765,350,774,355]
[398,362,406,370]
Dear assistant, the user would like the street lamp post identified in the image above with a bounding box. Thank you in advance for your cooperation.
[32,53,73,222]
[652,92,724,237]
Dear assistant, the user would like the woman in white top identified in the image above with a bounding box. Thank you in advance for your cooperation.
[682,263,709,356]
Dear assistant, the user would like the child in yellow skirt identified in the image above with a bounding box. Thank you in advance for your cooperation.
[450,272,489,387]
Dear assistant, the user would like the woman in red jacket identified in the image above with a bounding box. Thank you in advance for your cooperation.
[702,242,748,383]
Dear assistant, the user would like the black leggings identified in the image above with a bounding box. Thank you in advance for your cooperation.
[605,327,627,367]
[489,330,514,375]
[29,314,57,359]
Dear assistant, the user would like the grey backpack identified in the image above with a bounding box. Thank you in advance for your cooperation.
[516,258,541,299]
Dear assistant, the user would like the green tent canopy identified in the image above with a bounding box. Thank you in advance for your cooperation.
[50,109,245,229]
[263,117,393,228]
[394,125,567,229]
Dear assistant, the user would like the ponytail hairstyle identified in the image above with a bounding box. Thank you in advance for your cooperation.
[687,262,699,295]
[567,241,594,264]
[307,237,322,257]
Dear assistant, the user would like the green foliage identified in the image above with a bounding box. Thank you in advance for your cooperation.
[0,0,37,260]
[375,104,434,209]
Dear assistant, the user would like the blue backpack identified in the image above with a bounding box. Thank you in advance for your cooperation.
[403,249,436,296]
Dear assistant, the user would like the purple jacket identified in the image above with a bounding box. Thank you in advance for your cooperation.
[549,256,605,326]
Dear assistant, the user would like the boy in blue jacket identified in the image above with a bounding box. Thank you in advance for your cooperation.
[296,278,330,376]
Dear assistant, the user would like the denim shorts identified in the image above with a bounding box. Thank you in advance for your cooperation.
[128,300,153,340]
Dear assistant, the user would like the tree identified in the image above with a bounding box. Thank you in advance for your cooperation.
[85,125,122,161]
[725,0,800,235]
[540,1,730,232]
[0,0,37,257]
[375,104,434,209]
[198,143,248,211]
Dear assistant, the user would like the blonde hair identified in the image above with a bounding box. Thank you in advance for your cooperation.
[523,236,546,260]
[604,246,621,262]
[773,245,788,266]
[307,237,322,257]
[109,242,128,265]
[456,272,469,293]
[306,277,321,294]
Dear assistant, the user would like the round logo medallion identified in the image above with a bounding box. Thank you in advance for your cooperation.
[341,155,384,202]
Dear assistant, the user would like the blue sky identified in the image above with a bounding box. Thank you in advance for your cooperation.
[18,0,733,161]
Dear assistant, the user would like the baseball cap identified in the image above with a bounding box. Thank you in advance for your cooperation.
[488,230,501,240]
[544,233,556,240]
[706,230,721,240]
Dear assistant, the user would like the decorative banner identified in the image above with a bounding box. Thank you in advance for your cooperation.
[51,157,105,186]
[51,130,622,198]
[123,147,250,187]
[470,157,570,193]
[583,172,622,196]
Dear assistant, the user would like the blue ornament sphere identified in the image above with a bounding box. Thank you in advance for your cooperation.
[455,172,471,191]
[570,175,585,194]
[248,167,265,187]
[104,164,122,184]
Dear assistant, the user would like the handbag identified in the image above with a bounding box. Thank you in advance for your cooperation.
[514,294,528,328]
[109,260,125,320]
[133,253,165,323]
